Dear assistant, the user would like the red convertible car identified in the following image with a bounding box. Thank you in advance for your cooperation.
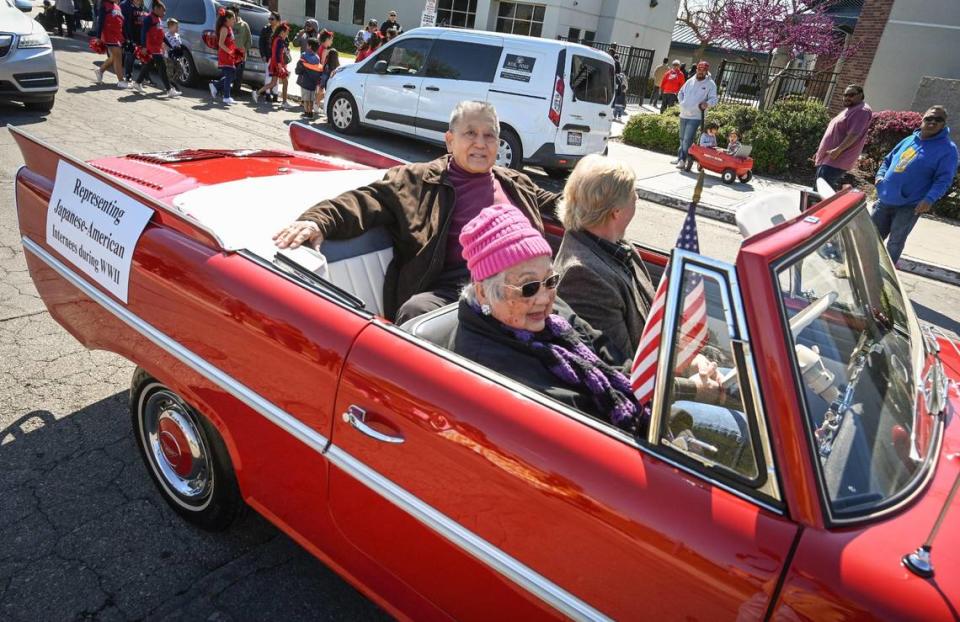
[11,124,960,621]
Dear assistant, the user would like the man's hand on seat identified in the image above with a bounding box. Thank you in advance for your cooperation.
[273,221,323,249]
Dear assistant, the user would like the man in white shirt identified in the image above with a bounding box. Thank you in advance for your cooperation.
[674,60,718,168]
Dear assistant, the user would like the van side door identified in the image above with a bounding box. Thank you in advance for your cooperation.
[416,35,504,142]
[358,37,434,136]
[561,52,614,157]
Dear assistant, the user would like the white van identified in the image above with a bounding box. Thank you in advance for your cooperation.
[324,27,615,177]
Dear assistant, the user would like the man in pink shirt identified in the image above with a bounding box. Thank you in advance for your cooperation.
[814,84,873,189]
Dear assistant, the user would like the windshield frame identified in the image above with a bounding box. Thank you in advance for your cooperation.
[770,203,943,526]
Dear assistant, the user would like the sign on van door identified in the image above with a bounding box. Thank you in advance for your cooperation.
[500,54,536,83]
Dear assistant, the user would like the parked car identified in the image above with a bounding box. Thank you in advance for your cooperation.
[11,123,960,621]
[325,27,615,177]
[0,0,59,111]
[162,0,268,88]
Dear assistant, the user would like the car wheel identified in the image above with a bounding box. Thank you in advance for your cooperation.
[543,167,570,180]
[24,97,54,112]
[175,50,199,87]
[721,168,736,184]
[738,170,753,183]
[130,368,244,531]
[328,91,360,134]
[497,128,523,170]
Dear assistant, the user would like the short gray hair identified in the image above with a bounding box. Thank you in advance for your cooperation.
[449,101,499,135]
[460,272,506,306]
[558,154,637,231]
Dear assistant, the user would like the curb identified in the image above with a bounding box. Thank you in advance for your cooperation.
[635,185,960,288]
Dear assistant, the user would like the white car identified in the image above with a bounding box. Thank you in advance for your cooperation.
[325,27,615,177]
[0,0,58,111]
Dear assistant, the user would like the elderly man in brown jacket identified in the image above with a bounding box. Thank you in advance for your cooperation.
[273,101,559,323]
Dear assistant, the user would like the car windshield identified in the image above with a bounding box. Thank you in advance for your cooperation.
[776,208,934,519]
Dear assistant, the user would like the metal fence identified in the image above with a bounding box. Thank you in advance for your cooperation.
[714,60,839,109]
[557,37,655,105]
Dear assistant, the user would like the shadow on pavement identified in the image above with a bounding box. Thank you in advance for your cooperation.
[913,302,960,339]
[0,394,386,621]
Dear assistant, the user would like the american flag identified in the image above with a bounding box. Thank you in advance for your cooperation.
[631,170,708,408]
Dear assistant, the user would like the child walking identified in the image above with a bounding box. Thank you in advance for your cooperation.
[294,38,323,118]
[132,0,180,97]
[91,0,126,87]
[252,20,290,107]
[316,29,339,112]
[612,72,627,121]
[207,9,237,104]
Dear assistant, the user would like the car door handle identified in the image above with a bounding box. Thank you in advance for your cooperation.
[403,84,417,89]
[599,112,607,118]
[425,86,439,91]
[342,405,405,444]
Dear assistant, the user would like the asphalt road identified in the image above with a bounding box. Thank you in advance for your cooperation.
[2,36,960,622]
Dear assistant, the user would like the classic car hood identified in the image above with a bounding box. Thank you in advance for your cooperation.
[0,4,35,34]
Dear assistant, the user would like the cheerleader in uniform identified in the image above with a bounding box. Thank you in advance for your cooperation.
[91,0,126,87]
[132,0,179,97]
[253,21,290,108]
[207,9,237,104]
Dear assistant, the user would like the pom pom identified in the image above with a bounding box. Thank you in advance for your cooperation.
[88,37,106,54]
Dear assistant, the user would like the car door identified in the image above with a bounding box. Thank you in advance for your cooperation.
[327,288,799,620]
[415,35,504,142]
[359,37,434,136]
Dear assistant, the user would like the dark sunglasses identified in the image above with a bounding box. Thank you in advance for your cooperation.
[502,273,562,298]
[924,116,945,123]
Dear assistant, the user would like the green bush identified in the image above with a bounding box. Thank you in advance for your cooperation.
[754,97,830,171]
[746,126,789,174]
[622,114,680,155]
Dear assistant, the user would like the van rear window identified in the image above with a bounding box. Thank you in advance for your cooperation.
[570,55,613,105]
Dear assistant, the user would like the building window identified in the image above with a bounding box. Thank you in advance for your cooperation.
[328,0,339,21]
[583,30,595,42]
[437,0,477,29]
[306,0,315,18]
[496,2,545,38]
[353,0,365,25]
[567,27,580,40]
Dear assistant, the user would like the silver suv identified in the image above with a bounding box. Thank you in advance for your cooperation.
[164,0,268,88]
[0,0,58,111]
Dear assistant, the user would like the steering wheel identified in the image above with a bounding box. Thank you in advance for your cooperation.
[720,291,839,389]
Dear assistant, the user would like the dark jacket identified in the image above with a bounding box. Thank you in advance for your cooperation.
[295,50,323,91]
[297,155,559,320]
[555,230,654,359]
[876,127,959,206]
[258,23,272,58]
[119,0,145,45]
[451,298,628,419]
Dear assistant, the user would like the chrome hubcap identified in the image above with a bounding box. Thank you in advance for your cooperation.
[497,138,513,167]
[142,390,212,507]
[332,98,353,129]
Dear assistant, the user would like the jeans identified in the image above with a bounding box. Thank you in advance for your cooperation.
[135,55,170,90]
[815,164,845,190]
[650,86,661,107]
[213,66,235,98]
[233,60,245,95]
[871,200,920,263]
[660,92,677,114]
[122,41,136,80]
[678,117,700,162]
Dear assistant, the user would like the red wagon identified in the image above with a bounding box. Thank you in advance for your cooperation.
[686,143,754,184]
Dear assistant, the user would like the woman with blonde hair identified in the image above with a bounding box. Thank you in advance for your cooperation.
[554,154,655,359]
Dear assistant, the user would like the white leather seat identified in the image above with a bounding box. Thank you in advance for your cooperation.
[735,191,802,239]
[320,228,394,316]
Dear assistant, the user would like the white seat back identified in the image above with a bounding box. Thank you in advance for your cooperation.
[735,191,802,238]
[320,228,394,316]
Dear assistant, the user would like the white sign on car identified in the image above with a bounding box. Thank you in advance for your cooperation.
[46,160,153,303]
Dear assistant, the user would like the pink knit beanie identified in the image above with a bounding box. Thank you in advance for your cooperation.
[459,204,552,282]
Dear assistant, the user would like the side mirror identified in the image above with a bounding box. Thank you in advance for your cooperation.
[15,0,32,12]
[373,60,387,74]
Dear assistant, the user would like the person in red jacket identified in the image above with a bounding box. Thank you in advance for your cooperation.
[207,9,238,104]
[132,1,179,97]
[659,59,685,114]
[252,20,290,107]
[91,0,126,87]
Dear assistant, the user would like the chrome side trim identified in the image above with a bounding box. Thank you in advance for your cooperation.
[21,237,330,455]
[326,445,613,622]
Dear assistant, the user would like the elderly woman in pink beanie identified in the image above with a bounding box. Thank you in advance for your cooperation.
[452,203,643,435]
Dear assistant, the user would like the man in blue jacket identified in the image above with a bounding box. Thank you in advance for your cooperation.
[873,105,958,263]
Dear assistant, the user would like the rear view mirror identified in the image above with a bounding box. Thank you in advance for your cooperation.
[374,60,387,74]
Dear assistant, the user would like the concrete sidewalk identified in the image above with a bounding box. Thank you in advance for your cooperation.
[607,142,960,286]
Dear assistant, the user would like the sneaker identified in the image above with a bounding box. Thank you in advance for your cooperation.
[208,82,218,99]
[93,68,103,84]
[281,100,293,109]
[222,97,236,105]
[117,81,129,89]
[251,90,259,104]
[132,82,145,94]
[670,158,680,165]
[167,87,181,97]
[676,160,686,169]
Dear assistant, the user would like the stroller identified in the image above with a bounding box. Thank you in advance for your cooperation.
[684,111,755,184]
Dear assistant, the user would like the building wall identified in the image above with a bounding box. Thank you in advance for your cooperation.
[863,0,960,111]
[829,0,895,114]
[281,0,678,61]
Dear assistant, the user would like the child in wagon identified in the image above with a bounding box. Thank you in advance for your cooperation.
[699,121,719,149]
[726,130,742,156]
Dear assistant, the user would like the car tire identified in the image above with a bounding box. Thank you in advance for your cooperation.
[130,368,244,531]
[328,91,360,134]
[721,168,736,184]
[497,128,523,170]
[174,50,199,87]
[24,97,54,112]
[738,170,753,184]
[543,167,570,180]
